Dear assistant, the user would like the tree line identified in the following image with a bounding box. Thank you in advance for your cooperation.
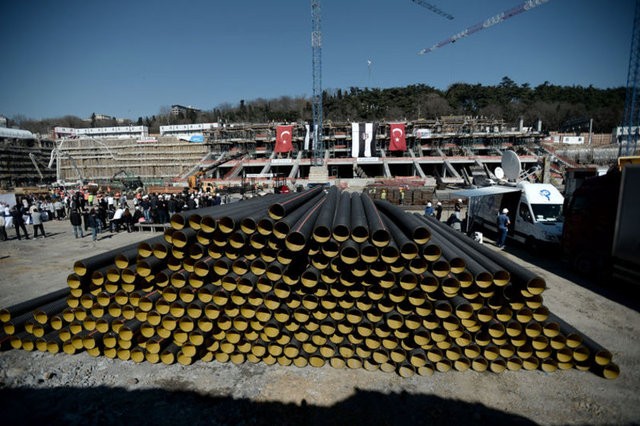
[12,77,626,136]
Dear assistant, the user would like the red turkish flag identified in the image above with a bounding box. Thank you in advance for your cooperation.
[275,125,294,153]
[389,123,406,151]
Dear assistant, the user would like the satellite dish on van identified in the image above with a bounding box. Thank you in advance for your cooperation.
[494,167,505,180]
[501,150,522,181]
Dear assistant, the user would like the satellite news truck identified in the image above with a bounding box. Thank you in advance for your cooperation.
[465,181,564,249]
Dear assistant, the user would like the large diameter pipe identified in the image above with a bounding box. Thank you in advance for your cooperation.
[349,193,369,243]
[311,186,339,244]
[114,246,144,268]
[273,191,325,240]
[3,311,35,335]
[424,215,546,295]
[338,239,360,265]
[171,228,197,249]
[170,205,228,232]
[361,192,391,248]
[420,217,490,283]
[204,197,279,235]
[374,199,431,245]
[136,235,169,259]
[66,273,93,291]
[136,256,165,278]
[217,204,273,235]
[331,191,351,242]
[0,288,69,323]
[421,227,467,275]
[420,215,511,286]
[73,240,145,276]
[359,241,379,264]
[172,194,280,231]
[379,211,419,260]
[268,186,324,220]
[546,312,613,368]
[285,195,326,252]
[33,298,68,325]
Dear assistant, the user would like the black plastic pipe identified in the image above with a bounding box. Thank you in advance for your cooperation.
[350,193,369,243]
[378,211,419,260]
[217,204,273,235]
[546,312,613,368]
[136,235,168,258]
[73,240,144,276]
[3,311,34,335]
[361,192,391,248]
[420,215,511,286]
[423,215,546,295]
[171,227,198,249]
[268,186,324,220]
[374,199,431,245]
[273,191,325,240]
[359,241,379,264]
[172,194,280,231]
[66,273,92,291]
[311,186,339,244]
[136,256,165,278]
[339,239,360,265]
[188,243,208,260]
[114,247,144,269]
[331,191,351,242]
[286,195,326,252]
[33,298,69,325]
[419,216,492,282]
[0,288,70,323]
[0,288,70,324]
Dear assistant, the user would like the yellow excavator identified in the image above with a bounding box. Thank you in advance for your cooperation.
[188,152,245,190]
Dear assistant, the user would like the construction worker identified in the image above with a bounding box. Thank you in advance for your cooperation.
[497,208,511,249]
[435,201,443,221]
[424,202,434,217]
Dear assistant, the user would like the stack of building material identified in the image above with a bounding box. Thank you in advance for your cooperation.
[0,187,619,379]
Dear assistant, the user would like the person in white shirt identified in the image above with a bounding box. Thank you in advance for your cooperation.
[110,207,124,232]
[3,205,12,229]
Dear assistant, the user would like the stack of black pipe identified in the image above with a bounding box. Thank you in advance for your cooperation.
[0,187,619,379]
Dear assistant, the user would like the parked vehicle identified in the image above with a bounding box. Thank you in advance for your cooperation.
[460,181,564,249]
[562,157,640,284]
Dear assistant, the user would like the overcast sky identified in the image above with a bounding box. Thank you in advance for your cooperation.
[1,0,635,121]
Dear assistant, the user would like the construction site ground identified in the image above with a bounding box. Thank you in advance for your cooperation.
[0,218,638,425]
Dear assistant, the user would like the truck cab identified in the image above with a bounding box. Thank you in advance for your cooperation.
[513,182,564,247]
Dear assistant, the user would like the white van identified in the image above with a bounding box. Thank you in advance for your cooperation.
[459,182,564,248]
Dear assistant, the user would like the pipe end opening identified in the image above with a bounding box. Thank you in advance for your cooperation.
[371,229,390,248]
[527,277,547,295]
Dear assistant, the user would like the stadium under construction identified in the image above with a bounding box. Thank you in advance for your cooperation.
[0,116,619,197]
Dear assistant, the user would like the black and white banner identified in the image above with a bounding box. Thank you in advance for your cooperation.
[351,122,377,158]
[304,123,319,151]
[304,124,310,151]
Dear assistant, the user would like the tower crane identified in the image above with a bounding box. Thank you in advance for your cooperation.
[411,0,454,21]
[418,0,550,55]
[311,0,324,166]
[621,0,640,156]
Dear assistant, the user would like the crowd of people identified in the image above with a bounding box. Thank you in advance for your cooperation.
[3,189,478,244]
[1,188,231,242]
